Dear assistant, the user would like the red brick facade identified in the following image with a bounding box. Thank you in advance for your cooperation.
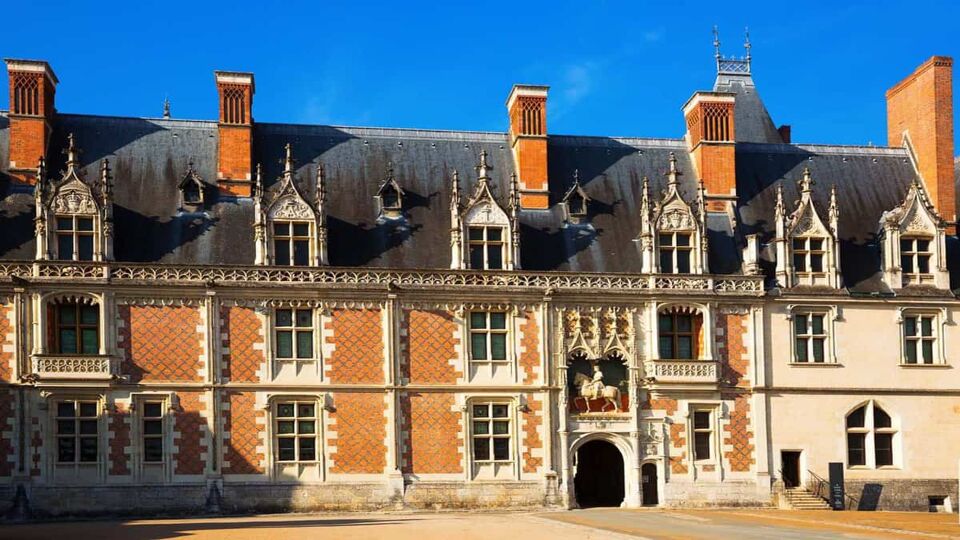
[173,391,207,475]
[221,306,265,383]
[521,393,543,473]
[723,394,755,472]
[404,309,460,384]
[0,390,14,477]
[669,423,687,474]
[0,304,12,382]
[519,312,539,384]
[400,392,462,474]
[222,391,264,475]
[326,309,383,384]
[108,402,131,476]
[328,392,386,474]
[119,305,204,383]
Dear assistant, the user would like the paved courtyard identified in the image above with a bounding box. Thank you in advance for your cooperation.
[0,508,957,539]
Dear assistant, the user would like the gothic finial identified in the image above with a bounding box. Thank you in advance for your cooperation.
[744,27,752,66]
[163,97,171,119]
[283,143,295,174]
[64,133,80,168]
[510,172,520,210]
[451,169,461,207]
[775,183,785,218]
[476,150,491,182]
[666,152,682,186]
[573,168,580,186]
[100,158,112,198]
[713,25,721,63]
[254,163,264,201]
[799,167,814,193]
[386,161,395,180]
[316,162,327,206]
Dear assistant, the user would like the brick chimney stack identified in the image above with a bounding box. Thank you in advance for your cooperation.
[683,91,736,210]
[887,56,955,230]
[506,84,550,210]
[215,71,255,197]
[4,59,57,184]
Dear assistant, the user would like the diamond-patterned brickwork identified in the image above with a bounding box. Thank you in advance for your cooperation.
[400,392,462,474]
[119,306,203,383]
[221,306,264,383]
[174,391,207,475]
[405,310,460,384]
[108,403,131,476]
[723,393,755,472]
[328,392,386,474]
[519,312,539,384]
[223,391,264,474]
[717,312,750,387]
[326,309,384,384]
[0,390,14,476]
[0,304,12,382]
[669,422,688,474]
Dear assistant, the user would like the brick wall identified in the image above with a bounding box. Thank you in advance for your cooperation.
[0,390,14,476]
[119,305,204,383]
[217,125,252,196]
[404,309,460,384]
[222,391,264,475]
[521,393,543,473]
[0,304,13,382]
[173,391,207,475]
[669,423,687,474]
[8,116,47,182]
[723,394,754,473]
[717,310,755,472]
[717,311,750,387]
[325,309,384,384]
[519,311,540,384]
[221,306,265,383]
[108,402,131,476]
[400,392,461,474]
[328,393,386,474]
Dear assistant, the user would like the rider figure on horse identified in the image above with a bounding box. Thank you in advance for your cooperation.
[591,364,605,396]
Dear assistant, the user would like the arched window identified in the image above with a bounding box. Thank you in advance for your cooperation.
[846,401,897,468]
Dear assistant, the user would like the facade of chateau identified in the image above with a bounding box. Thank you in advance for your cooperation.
[0,43,958,516]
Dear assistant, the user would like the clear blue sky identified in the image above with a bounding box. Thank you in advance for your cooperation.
[4,1,959,147]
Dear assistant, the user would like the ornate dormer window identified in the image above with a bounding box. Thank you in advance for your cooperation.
[178,161,207,211]
[450,151,519,270]
[879,179,949,289]
[34,134,113,262]
[254,144,327,267]
[774,168,841,288]
[561,169,590,224]
[637,153,707,274]
[376,165,404,219]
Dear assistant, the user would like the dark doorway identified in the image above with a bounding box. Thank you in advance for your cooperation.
[781,451,801,488]
[574,440,624,508]
[641,462,658,506]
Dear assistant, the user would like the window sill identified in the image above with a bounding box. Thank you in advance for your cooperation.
[898,363,950,368]
[788,362,842,367]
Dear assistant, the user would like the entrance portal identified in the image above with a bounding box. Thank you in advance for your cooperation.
[641,462,658,506]
[781,450,801,488]
[574,440,625,507]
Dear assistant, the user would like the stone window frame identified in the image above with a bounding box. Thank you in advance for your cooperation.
[53,213,97,262]
[466,225,507,270]
[462,395,521,481]
[265,393,327,482]
[895,308,948,367]
[271,307,319,363]
[684,401,723,468]
[786,305,839,366]
[37,292,109,358]
[845,400,901,470]
[651,303,714,362]
[657,231,694,274]
[466,309,512,366]
[270,219,315,267]
[42,391,108,484]
[899,235,935,285]
[791,235,827,275]
[131,392,174,483]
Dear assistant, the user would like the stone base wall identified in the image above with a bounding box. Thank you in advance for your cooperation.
[223,482,401,513]
[27,485,208,517]
[404,481,553,510]
[663,480,771,508]
[844,479,957,512]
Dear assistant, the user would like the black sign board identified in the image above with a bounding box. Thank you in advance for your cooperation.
[828,462,845,511]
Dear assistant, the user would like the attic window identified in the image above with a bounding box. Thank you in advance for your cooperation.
[377,166,404,218]
[182,182,202,206]
[561,170,590,223]
[178,162,206,210]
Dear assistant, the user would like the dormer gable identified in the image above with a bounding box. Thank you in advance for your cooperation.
[879,179,949,289]
[177,160,208,211]
[450,150,519,270]
[376,165,405,219]
[774,168,842,288]
[561,169,590,224]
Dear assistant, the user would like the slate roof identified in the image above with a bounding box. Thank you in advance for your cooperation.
[0,72,954,294]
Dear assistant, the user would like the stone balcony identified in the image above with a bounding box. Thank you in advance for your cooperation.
[645,359,718,384]
[31,354,118,380]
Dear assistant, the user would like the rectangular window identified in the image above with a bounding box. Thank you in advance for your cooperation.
[273,221,311,266]
[658,312,697,360]
[275,308,314,360]
[875,433,894,467]
[468,226,505,270]
[903,314,936,364]
[469,311,508,362]
[900,237,932,278]
[275,401,318,463]
[692,410,712,461]
[847,432,866,466]
[56,400,99,464]
[55,303,99,355]
[56,215,95,261]
[792,237,825,273]
[471,403,511,462]
[141,401,165,463]
[794,312,827,363]
[659,232,692,274]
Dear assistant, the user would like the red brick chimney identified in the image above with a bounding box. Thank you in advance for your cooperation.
[887,56,954,229]
[683,91,736,210]
[215,71,255,197]
[4,59,57,184]
[506,84,549,210]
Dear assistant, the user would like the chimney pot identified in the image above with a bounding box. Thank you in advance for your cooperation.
[215,70,255,197]
[506,84,550,210]
[5,58,58,184]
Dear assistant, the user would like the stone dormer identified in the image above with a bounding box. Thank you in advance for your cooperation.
[879,179,949,289]
[774,168,842,289]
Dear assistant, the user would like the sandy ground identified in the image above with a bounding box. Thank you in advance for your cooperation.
[0,508,957,540]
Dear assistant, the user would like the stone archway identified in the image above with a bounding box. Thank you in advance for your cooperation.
[574,439,625,507]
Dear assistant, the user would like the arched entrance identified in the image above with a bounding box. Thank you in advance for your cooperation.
[641,462,659,506]
[574,440,625,507]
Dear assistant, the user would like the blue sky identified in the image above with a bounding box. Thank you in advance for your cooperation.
[4,1,959,146]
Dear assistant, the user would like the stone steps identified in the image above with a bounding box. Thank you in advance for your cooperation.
[784,487,831,510]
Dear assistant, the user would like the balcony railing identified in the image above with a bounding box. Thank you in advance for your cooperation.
[31,355,117,380]
[646,359,718,383]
